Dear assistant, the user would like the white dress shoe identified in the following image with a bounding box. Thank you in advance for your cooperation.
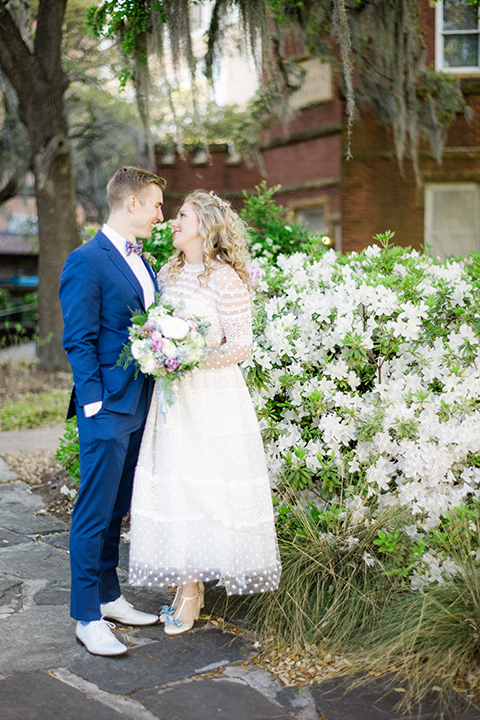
[100,595,158,626]
[76,619,127,656]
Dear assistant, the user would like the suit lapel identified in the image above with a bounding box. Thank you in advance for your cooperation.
[96,231,147,310]
[143,257,159,295]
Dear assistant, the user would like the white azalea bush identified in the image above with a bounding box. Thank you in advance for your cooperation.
[244,235,480,590]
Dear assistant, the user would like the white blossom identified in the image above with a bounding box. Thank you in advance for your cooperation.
[247,245,480,587]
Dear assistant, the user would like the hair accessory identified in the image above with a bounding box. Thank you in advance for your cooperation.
[209,191,228,209]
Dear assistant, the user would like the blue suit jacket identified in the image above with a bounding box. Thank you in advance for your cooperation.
[59,230,158,417]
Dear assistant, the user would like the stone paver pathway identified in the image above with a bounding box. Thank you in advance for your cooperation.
[0,429,479,720]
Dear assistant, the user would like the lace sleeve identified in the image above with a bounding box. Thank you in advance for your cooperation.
[203,266,252,370]
[157,264,169,294]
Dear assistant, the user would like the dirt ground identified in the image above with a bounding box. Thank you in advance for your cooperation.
[0,359,72,405]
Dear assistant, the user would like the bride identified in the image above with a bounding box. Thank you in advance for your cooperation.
[129,190,281,635]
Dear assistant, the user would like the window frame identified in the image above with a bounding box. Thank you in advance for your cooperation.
[435,0,480,73]
[290,198,330,237]
[424,182,480,257]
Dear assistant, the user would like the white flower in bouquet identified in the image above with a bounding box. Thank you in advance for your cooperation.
[139,356,157,375]
[116,299,210,416]
[160,338,177,358]
[158,316,190,340]
[189,346,207,363]
[131,338,146,360]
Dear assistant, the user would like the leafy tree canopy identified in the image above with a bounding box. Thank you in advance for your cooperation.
[0,0,145,219]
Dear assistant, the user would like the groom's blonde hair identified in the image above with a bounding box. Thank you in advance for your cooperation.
[107,167,166,211]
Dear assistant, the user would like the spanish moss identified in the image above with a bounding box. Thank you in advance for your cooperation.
[89,0,470,174]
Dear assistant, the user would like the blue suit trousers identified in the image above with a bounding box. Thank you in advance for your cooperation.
[69,381,150,621]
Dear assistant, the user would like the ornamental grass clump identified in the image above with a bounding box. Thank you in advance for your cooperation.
[352,513,480,711]
[246,497,402,652]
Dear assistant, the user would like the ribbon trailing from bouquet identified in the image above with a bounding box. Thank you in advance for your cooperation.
[157,377,177,423]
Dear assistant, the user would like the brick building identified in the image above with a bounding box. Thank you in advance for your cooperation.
[157,0,480,257]
[0,191,38,293]
[0,0,477,266]
[157,60,344,250]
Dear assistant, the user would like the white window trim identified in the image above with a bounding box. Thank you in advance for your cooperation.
[435,0,480,74]
[425,183,480,256]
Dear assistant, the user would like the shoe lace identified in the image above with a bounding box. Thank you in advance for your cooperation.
[99,617,117,629]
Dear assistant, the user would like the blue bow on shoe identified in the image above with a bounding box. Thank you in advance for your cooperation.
[160,605,175,617]
[165,615,183,628]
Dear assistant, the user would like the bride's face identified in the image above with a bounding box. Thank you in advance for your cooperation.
[171,202,203,257]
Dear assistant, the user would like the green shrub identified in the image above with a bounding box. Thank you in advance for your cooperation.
[142,221,174,271]
[55,417,80,482]
[240,182,327,261]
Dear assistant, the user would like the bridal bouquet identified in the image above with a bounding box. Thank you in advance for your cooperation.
[117,299,210,412]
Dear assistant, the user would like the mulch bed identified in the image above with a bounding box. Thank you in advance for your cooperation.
[1,449,76,524]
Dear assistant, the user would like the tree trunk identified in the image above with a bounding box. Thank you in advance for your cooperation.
[0,0,79,370]
[34,134,79,371]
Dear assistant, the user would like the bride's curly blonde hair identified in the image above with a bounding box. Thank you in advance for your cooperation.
[167,190,252,288]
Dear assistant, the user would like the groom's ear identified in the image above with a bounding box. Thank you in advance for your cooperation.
[127,195,137,213]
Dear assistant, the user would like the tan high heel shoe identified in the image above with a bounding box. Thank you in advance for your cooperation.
[164,583,205,636]
[159,581,204,623]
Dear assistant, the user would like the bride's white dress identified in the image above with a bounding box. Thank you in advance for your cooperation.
[129,261,281,595]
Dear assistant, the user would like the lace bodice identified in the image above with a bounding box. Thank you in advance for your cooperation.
[158,262,252,370]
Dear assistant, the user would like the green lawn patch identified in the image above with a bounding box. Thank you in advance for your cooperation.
[0,391,69,430]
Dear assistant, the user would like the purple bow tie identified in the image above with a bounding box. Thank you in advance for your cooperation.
[126,239,143,256]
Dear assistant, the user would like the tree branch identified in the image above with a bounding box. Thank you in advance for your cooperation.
[35,0,68,93]
[0,2,41,103]
[0,164,27,206]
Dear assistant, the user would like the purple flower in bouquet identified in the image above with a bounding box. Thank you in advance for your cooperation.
[165,357,180,372]
[150,330,164,352]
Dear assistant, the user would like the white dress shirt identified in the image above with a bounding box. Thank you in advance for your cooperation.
[101,224,156,309]
[83,224,156,418]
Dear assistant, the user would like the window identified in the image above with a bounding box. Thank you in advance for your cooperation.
[424,184,480,257]
[295,206,326,235]
[436,0,480,72]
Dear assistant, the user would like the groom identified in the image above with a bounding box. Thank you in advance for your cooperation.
[59,167,166,656]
